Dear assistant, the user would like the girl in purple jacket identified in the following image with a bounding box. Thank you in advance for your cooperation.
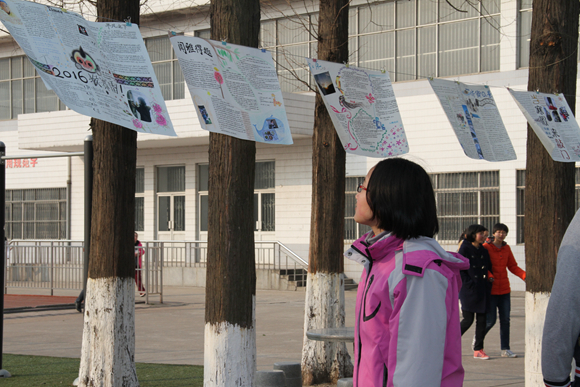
[345,158,469,387]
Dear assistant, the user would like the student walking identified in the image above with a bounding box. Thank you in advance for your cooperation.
[483,223,525,358]
[345,158,469,387]
[458,224,493,360]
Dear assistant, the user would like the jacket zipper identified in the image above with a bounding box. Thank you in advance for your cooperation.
[356,246,373,387]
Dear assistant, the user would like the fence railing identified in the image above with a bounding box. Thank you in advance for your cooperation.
[5,239,308,295]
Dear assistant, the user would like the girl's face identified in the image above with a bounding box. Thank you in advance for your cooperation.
[493,229,507,243]
[354,168,377,228]
[475,231,487,244]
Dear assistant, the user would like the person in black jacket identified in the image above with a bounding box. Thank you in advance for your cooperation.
[459,224,494,360]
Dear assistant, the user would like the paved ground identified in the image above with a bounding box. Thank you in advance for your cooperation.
[2,287,525,386]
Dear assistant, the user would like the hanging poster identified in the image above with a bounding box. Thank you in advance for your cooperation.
[509,90,580,162]
[0,0,175,136]
[429,78,516,162]
[306,59,408,158]
[170,36,293,144]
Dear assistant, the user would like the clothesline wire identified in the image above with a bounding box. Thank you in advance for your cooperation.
[49,9,580,101]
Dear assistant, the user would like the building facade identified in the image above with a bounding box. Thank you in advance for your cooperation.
[0,0,575,290]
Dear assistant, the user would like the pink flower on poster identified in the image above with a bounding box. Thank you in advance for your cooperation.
[155,114,167,126]
[133,119,143,129]
[152,103,163,113]
[214,70,223,85]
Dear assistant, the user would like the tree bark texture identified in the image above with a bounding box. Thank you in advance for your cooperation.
[78,1,140,385]
[204,0,260,385]
[525,0,578,294]
[205,0,260,331]
[302,0,351,383]
[525,2,578,385]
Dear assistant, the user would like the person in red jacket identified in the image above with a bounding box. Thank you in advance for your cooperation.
[483,223,525,358]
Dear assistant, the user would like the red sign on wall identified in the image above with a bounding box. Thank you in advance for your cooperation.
[5,159,38,168]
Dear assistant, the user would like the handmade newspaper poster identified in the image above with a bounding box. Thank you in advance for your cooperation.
[0,0,175,136]
[509,90,580,162]
[170,36,292,144]
[306,59,408,158]
[429,78,516,162]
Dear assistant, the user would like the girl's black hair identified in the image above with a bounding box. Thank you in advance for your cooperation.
[464,224,488,242]
[492,223,509,234]
[366,158,438,239]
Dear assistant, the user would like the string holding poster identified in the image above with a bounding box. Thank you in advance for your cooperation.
[306,59,408,158]
[170,36,292,144]
[0,0,175,135]
[509,90,580,162]
[429,78,516,162]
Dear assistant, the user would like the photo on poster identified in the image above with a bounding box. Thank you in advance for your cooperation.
[313,72,336,96]
[197,105,212,125]
[127,90,152,123]
[78,25,88,36]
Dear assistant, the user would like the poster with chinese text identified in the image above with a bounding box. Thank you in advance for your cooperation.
[170,36,293,144]
[429,78,516,161]
[306,58,408,158]
[509,90,580,162]
[0,0,175,136]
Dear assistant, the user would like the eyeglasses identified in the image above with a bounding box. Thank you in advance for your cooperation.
[357,184,367,193]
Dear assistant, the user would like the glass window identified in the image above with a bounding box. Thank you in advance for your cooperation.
[516,170,525,244]
[0,56,65,120]
[6,188,67,239]
[145,36,186,101]
[157,166,185,192]
[432,171,500,242]
[135,168,145,232]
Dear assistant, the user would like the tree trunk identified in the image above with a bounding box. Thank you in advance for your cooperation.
[301,0,352,383]
[525,1,578,385]
[204,0,260,385]
[77,3,140,385]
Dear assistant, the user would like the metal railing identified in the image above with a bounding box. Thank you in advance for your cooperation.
[5,239,308,294]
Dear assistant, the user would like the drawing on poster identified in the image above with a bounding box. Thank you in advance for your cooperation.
[198,105,212,124]
[78,25,88,36]
[307,59,408,158]
[0,0,11,15]
[314,72,336,96]
[170,35,292,144]
[254,115,283,142]
[71,47,99,73]
[510,90,580,162]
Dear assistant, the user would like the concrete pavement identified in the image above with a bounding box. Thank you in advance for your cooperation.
[3,287,525,386]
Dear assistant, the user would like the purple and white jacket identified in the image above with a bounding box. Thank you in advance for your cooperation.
[345,232,469,387]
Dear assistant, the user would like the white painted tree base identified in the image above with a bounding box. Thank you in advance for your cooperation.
[301,272,352,385]
[77,277,138,387]
[204,296,256,387]
[526,291,550,387]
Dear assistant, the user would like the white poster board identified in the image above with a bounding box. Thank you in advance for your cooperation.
[509,89,580,162]
[170,36,293,144]
[429,78,516,161]
[306,59,408,158]
[0,0,175,135]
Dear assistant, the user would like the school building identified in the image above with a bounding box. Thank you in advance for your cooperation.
[0,0,572,290]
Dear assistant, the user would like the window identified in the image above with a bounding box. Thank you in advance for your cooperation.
[261,0,500,91]
[145,36,185,101]
[157,166,186,233]
[0,56,66,120]
[515,168,580,244]
[432,171,499,242]
[5,188,67,239]
[518,1,533,68]
[516,170,525,244]
[198,162,275,232]
[135,168,144,232]
[344,176,371,242]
